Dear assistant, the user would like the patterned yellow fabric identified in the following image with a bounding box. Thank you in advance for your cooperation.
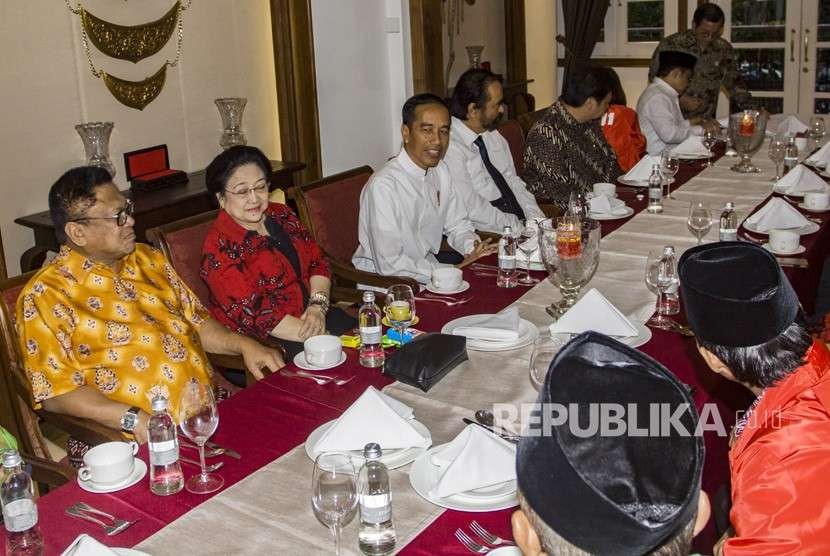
[16,244,213,419]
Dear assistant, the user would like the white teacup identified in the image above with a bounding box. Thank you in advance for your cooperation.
[804,191,830,210]
[78,441,139,485]
[431,267,463,291]
[769,229,800,253]
[593,182,616,198]
[795,137,808,152]
[303,334,342,367]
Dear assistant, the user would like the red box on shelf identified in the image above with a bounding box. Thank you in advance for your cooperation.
[123,144,188,193]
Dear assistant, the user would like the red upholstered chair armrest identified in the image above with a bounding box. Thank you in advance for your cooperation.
[37,410,124,445]
[329,258,419,291]
[24,453,76,491]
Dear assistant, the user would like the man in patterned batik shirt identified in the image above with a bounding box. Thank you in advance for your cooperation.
[17,167,284,445]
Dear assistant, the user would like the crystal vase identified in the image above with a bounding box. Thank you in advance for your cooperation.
[75,122,115,178]
[215,98,247,149]
[465,45,484,69]
[729,110,767,173]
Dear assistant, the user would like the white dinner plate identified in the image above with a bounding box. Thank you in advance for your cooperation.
[763,242,806,255]
[798,202,830,213]
[773,185,826,198]
[487,548,522,556]
[77,459,147,494]
[304,419,431,470]
[409,445,518,512]
[589,206,635,220]
[442,316,539,352]
[743,220,819,236]
[293,351,347,371]
[425,280,470,295]
[550,321,652,349]
[617,177,649,187]
[670,152,709,160]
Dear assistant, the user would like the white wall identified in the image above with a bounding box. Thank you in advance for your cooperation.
[441,0,506,93]
[525,0,557,107]
[0,0,280,275]
[312,0,412,176]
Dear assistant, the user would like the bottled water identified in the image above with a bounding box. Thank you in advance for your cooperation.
[2,451,43,556]
[719,202,738,242]
[497,226,518,288]
[358,443,395,555]
[359,291,385,368]
[783,136,798,172]
[647,165,663,214]
[148,396,184,496]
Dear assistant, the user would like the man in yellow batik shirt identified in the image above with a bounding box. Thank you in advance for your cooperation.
[17,166,284,446]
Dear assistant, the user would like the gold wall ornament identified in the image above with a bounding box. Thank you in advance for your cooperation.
[80,2,180,63]
[102,65,167,111]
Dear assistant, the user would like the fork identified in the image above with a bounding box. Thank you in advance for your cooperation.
[281,369,354,386]
[179,439,225,458]
[414,296,471,307]
[66,504,136,536]
[179,456,224,472]
[455,529,489,554]
[470,520,516,546]
[294,369,355,385]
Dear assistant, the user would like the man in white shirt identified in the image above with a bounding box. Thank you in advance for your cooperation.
[353,94,495,283]
[637,50,719,154]
[445,69,545,233]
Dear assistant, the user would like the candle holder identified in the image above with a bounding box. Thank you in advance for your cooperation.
[728,110,767,173]
[215,97,247,149]
[75,122,116,178]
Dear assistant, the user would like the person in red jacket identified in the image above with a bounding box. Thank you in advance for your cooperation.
[598,67,647,172]
[680,242,830,555]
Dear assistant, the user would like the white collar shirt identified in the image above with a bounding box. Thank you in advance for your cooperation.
[636,77,703,155]
[352,148,479,283]
[444,117,544,233]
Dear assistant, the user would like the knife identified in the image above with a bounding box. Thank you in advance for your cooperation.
[462,418,520,443]
[776,257,809,269]
[206,440,242,459]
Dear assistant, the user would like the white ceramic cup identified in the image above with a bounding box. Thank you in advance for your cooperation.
[593,182,616,197]
[769,229,800,253]
[303,334,342,367]
[795,137,808,152]
[804,191,830,210]
[431,267,463,291]
[78,441,139,485]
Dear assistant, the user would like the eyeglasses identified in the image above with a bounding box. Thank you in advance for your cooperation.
[69,199,134,227]
[225,181,269,198]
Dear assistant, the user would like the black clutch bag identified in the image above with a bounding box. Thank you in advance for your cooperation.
[384,333,467,392]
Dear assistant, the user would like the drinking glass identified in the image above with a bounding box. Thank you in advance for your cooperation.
[178,380,223,494]
[660,150,680,199]
[810,116,826,141]
[311,453,358,556]
[384,284,416,344]
[767,137,786,181]
[538,218,601,318]
[529,335,568,391]
[728,110,768,173]
[702,129,717,167]
[687,202,712,245]
[517,220,540,286]
[644,250,680,330]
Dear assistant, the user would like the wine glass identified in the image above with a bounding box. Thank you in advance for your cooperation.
[311,453,358,556]
[660,150,680,200]
[702,129,717,167]
[768,136,786,181]
[517,221,540,286]
[687,202,712,245]
[644,250,680,330]
[529,335,568,391]
[384,284,416,344]
[178,380,223,494]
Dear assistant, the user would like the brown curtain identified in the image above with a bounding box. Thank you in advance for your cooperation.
[559,0,610,93]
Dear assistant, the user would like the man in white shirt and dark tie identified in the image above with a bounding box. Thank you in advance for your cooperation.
[353,94,495,283]
[445,69,545,233]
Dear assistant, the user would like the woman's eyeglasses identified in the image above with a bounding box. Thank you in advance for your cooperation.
[224,181,269,198]
[69,199,135,227]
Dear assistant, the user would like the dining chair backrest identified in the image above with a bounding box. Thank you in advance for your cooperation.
[497,119,525,175]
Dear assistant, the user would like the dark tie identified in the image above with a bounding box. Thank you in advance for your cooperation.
[473,135,526,220]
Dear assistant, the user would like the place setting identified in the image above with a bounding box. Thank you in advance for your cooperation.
[424,267,471,295]
[587,182,633,220]
[292,334,348,371]
[742,197,820,237]
[773,164,829,199]
[617,153,662,187]
[442,305,539,352]
[548,288,652,348]
[75,441,146,494]
[669,134,712,161]
[799,190,830,214]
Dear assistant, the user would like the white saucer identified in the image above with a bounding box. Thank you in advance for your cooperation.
[550,321,652,349]
[617,177,649,187]
[409,445,518,512]
[425,280,470,295]
[442,316,539,352]
[798,202,830,213]
[763,242,806,255]
[743,220,819,235]
[671,152,709,160]
[293,351,347,371]
[77,459,147,494]
[773,186,825,198]
[487,548,522,556]
[305,418,431,469]
[589,206,635,220]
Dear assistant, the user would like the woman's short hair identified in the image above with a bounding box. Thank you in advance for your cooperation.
[205,145,272,198]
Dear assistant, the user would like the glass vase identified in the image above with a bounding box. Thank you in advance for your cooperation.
[75,122,116,178]
[465,45,484,69]
[215,98,247,149]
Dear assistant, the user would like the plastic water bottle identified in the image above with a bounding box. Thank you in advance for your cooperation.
[358,443,396,555]
[647,165,663,214]
[783,136,798,172]
[660,246,680,315]
[2,451,43,556]
[497,226,518,288]
[359,291,385,368]
[148,396,184,496]
[719,202,738,242]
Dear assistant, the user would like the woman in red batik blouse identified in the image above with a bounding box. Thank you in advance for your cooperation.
[201,146,355,361]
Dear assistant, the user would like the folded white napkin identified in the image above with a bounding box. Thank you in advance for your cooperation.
[452,306,521,342]
[806,141,830,167]
[622,155,661,182]
[671,135,709,157]
[430,424,516,498]
[774,114,808,136]
[312,386,429,452]
[773,164,828,195]
[744,198,811,232]
[61,535,145,556]
[549,288,639,337]
[589,195,628,215]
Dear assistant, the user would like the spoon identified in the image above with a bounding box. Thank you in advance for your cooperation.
[473,410,520,439]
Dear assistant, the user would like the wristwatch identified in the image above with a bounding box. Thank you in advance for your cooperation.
[120,406,141,434]
[308,291,330,315]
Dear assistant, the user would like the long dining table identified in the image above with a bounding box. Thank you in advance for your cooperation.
[6,141,830,555]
